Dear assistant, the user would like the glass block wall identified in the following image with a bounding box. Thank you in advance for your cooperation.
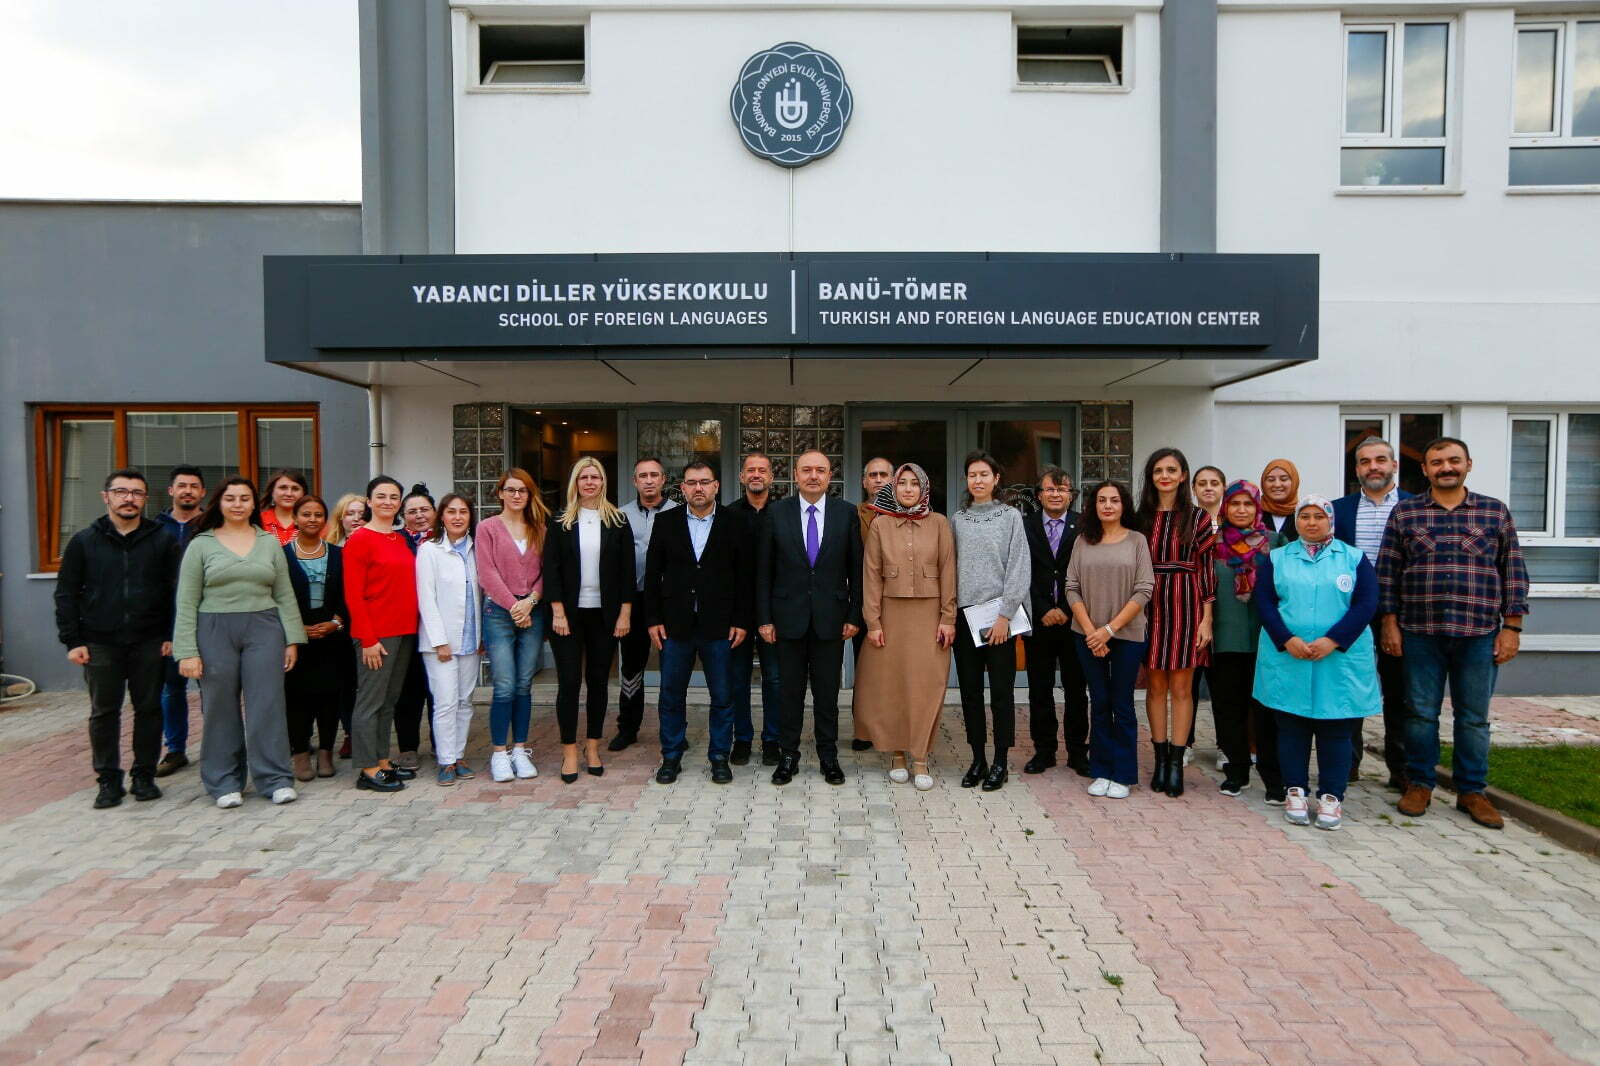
[1078,401,1134,485]
[738,404,846,499]
[451,402,508,511]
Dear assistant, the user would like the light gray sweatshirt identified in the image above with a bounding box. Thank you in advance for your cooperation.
[950,502,1031,622]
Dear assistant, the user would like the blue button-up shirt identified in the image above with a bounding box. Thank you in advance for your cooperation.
[686,505,716,561]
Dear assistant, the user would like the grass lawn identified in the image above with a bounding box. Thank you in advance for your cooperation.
[1441,744,1600,829]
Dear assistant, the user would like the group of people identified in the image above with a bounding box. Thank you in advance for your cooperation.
[56,432,1528,833]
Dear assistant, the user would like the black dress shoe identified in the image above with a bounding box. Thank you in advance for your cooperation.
[357,770,404,792]
[608,732,637,753]
[730,740,752,766]
[851,739,873,752]
[93,775,125,809]
[1023,755,1056,775]
[981,763,1008,791]
[155,752,188,777]
[761,743,781,767]
[772,752,799,786]
[1164,746,1187,797]
[710,759,733,785]
[655,758,682,785]
[960,758,988,788]
[1066,753,1092,778]
[820,760,846,786]
[129,772,162,802]
[386,766,417,781]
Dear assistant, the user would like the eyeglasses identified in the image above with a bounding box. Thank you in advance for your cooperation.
[404,507,433,516]
[682,479,716,488]
[106,488,148,499]
[501,487,530,496]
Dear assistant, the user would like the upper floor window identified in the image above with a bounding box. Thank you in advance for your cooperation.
[1510,18,1600,187]
[1015,24,1127,90]
[475,22,585,89]
[1341,20,1453,187]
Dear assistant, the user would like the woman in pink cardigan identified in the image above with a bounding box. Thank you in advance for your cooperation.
[477,468,552,783]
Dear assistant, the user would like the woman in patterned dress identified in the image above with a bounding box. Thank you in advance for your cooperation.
[1134,448,1216,797]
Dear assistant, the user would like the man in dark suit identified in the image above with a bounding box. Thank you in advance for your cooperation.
[757,449,863,786]
[1020,466,1092,777]
[642,460,751,785]
[1333,436,1415,788]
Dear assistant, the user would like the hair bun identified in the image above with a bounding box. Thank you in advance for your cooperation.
[409,483,430,497]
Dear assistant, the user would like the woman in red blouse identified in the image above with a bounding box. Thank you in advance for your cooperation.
[260,470,310,545]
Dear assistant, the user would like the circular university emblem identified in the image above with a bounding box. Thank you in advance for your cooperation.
[730,42,854,168]
[1336,573,1355,593]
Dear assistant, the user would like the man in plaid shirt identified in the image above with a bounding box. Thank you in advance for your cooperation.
[1377,437,1529,829]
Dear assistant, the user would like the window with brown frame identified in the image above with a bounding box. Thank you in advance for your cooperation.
[32,404,321,571]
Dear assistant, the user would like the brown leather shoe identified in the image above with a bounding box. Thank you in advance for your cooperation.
[1398,784,1433,817]
[1456,791,1505,830]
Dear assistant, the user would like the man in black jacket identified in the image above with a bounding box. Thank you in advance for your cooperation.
[1021,467,1091,777]
[642,460,752,785]
[54,469,179,809]
[756,450,863,786]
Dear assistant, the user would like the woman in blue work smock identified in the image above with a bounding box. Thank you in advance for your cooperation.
[1252,494,1379,832]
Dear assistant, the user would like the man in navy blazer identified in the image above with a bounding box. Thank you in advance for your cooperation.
[1332,436,1415,789]
[1020,467,1091,777]
[756,450,863,786]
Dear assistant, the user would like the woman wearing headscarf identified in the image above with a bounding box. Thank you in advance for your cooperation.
[1252,494,1380,831]
[855,464,957,791]
[1208,482,1285,802]
[1259,459,1301,538]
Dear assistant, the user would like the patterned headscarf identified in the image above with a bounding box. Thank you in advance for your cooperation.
[1260,458,1301,517]
[1297,494,1336,555]
[1216,480,1271,601]
[870,463,932,521]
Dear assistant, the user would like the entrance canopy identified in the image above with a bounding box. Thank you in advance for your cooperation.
[265,251,1317,391]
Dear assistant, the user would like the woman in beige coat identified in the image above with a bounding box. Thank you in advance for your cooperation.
[855,464,957,790]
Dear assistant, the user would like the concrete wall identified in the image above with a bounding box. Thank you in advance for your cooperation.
[0,200,367,690]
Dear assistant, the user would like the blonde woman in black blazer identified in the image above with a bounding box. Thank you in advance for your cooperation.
[542,458,636,782]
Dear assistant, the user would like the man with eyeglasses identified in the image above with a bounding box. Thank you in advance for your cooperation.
[1020,466,1091,777]
[54,469,180,809]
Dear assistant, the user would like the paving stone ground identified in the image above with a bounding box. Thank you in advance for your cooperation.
[1,685,1597,1065]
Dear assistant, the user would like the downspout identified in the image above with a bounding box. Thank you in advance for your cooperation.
[368,382,385,478]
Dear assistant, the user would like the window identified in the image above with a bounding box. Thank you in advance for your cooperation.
[1015,24,1126,88]
[1508,412,1600,584]
[1341,21,1452,186]
[1341,411,1445,496]
[1511,19,1600,186]
[32,404,319,570]
[477,23,585,87]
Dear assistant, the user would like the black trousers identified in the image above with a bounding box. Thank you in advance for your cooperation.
[84,640,165,778]
[616,621,652,738]
[1354,620,1409,777]
[954,614,1016,756]
[393,649,432,754]
[285,640,342,755]
[551,607,618,744]
[1022,623,1088,760]
[1209,651,1282,789]
[776,630,844,759]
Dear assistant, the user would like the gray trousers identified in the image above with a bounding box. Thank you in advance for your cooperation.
[196,610,294,798]
[352,634,415,768]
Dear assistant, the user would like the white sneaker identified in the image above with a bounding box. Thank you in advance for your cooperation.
[271,787,297,805]
[1284,787,1310,826]
[1106,782,1130,799]
[1315,794,1344,831]
[511,748,538,779]
[913,772,934,791]
[216,792,243,809]
[490,750,514,783]
[888,761,910,784]
[1087,777,1111,796]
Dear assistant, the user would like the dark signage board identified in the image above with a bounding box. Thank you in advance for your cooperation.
[266,252,1317,362]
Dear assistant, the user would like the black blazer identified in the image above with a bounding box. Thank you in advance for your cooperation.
[1263,511,1300,542]
[642,506,754,640]
[283,543,348,688]
[283,542,347,630]
[542,512,637,627]
[756,494,863,640]
[1023,509,1078,625]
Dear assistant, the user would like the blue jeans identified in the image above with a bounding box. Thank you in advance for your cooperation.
[159,657,189,755]
[658,636,736,762]
[1074,634,1145,786]
[731,633,781,745]
[1275,711,1355,801]
[1403,632,1497,794]
[483,600,548,747]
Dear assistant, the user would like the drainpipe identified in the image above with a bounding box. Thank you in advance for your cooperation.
[367,383,385,478]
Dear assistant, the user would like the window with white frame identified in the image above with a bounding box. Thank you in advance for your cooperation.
[1510,18,1600,186]
[1341,21,1453,186]
[1015,24,1126,88]
[1341,410,1445,496]
[1509,412,1600,584]
[476,22,585,88]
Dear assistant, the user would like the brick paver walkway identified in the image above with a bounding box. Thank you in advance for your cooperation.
[1,688,1597,1065]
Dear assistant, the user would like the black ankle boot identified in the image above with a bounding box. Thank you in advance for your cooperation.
[1150,741,1170,794]
[1165,745,1187,797]
[961,753,988,788]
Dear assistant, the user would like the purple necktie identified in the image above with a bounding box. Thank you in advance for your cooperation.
[805,504,820,567]
[1046,518,1063,602]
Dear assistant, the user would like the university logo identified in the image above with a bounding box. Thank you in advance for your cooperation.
[730,42,853,168]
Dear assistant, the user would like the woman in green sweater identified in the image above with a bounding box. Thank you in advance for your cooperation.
[174,477,306,809]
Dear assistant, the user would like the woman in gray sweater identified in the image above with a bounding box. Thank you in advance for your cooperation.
[949,451,1031,792]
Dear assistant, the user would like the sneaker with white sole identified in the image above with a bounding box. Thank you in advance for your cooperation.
[1315,794,1344,831]
[216,792,243,809]
[913,772,934,791]
[1087,777,1111,796]
[1106,782,1130,799]
[271,787,297,805]
[511,748,538,779]
[1284,787,1310,825]
[888,763,910,784]
[490,750,514,782]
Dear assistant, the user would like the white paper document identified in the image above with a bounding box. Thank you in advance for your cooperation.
[962,599,1032,646]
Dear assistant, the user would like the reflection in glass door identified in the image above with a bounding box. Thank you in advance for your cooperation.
[967,410,1073,514]
[624,407,738,503]
[858,415,956,513]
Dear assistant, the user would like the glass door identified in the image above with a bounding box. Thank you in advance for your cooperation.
[961,407,1078,514]
[846,408,959,511]
[623,407,739,503]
